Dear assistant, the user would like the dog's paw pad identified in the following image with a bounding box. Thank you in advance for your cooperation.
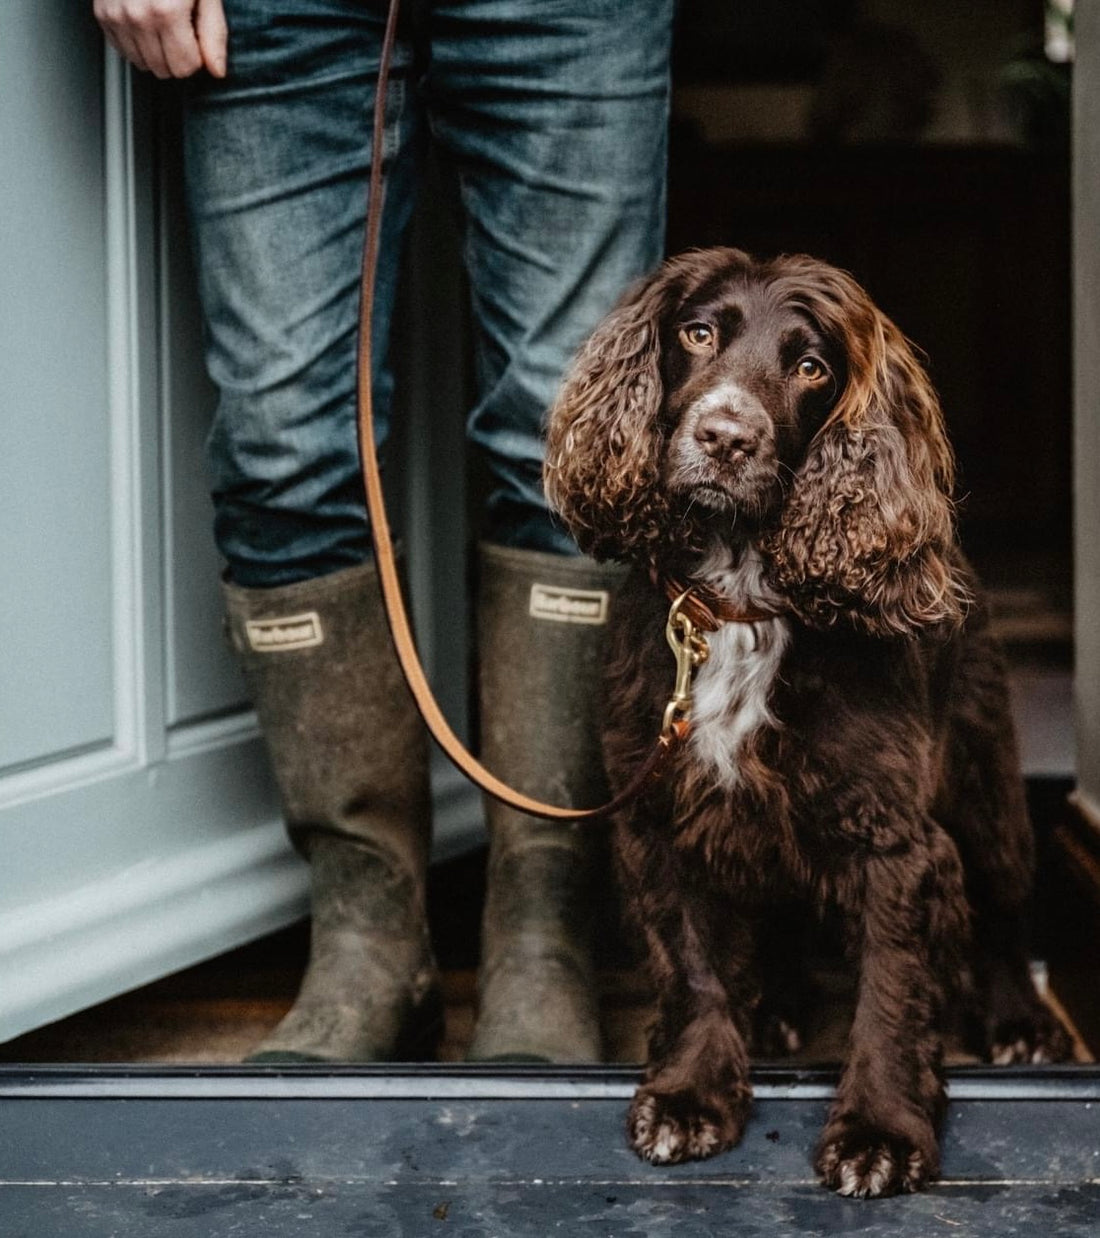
[627,1090,741,1166]
[816,1130,935,1198]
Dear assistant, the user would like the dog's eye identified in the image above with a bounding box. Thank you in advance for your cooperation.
[679,323,716,353]
[796,356,827,382]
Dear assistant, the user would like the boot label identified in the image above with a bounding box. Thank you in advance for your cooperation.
[529,584,609,625]
[244,611,324,652]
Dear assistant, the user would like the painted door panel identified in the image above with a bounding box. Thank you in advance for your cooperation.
[0,4,480,1044]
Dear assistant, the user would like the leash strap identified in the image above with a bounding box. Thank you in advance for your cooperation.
[354,0,681,821]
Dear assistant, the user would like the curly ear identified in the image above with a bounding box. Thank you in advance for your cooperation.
[544,251,730,561]
[763,263,970,636]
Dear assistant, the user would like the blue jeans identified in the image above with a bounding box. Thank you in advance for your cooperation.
[183,0,673,588]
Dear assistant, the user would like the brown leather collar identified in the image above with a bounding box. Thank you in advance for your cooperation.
[659,574,783,632]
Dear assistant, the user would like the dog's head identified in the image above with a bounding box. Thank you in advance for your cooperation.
[544,247,968,636]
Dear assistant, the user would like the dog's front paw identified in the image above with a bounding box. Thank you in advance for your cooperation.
[815,1120,938,1198]
[627,1084,750,1166]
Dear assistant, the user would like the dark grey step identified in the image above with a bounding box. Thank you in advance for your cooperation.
[0,1066,1097,1236]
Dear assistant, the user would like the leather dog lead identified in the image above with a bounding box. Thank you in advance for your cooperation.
[355,0,691,820]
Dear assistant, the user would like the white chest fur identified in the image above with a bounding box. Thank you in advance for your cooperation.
[688,547,789,788]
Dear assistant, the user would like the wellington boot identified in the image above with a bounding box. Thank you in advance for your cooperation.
[467,543,626,1063]
[222,562,441,1062]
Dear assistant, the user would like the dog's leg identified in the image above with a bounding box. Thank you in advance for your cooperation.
[617,825,754,1165]
[939,614,1072,1064]
[815,821,966,1198]
[949,779,1073,1063]
[971,905,1073,1064]
[945,759,1071,1063]
[629,911,755,1166]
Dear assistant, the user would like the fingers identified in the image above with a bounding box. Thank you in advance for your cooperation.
[195,0,228,78]
[93,0,221,79]
[159,18,205,78]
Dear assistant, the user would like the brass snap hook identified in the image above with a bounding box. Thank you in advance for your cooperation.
[661,590,710,740]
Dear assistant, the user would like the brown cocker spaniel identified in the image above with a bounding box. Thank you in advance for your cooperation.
[544,247,1071,1197]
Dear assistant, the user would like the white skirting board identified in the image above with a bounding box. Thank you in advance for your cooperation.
[0,822,310,1045]
[0,739,484,1046]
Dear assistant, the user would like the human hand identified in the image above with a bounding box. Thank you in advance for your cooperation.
[93,0,227,79]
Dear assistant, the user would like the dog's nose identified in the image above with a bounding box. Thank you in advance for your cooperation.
[694,409,760,461]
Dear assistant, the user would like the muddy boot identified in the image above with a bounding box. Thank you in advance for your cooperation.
[467,543,626,1063]
[222,562,441,1062]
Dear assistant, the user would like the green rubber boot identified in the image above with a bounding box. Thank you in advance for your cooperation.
[467,543,626,1063]
[222,562,442,1062]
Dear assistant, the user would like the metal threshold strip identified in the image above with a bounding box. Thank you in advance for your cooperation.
[0,1061,1098,1100]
